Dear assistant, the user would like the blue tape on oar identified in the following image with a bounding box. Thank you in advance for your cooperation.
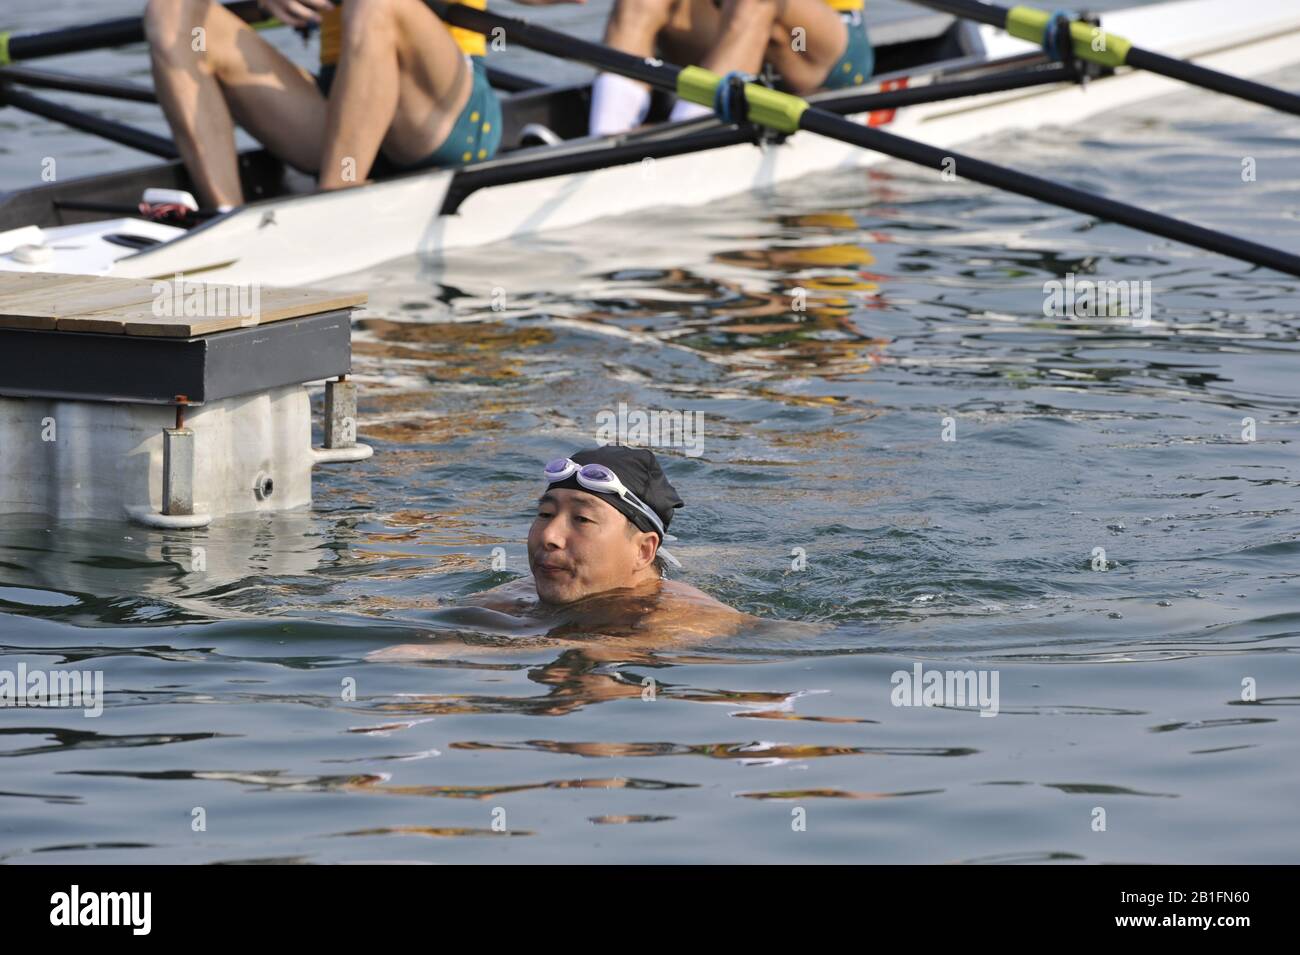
[1042,10,1076,62]
[713,70,752,124]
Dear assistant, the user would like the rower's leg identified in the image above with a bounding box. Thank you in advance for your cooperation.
[678,0,844,88]
[605,0,681,59]
[658,0,847,120]
[590,0,693,135]
[658,0,763,121]
[143,0,327,208]
[688,0,779,77]
[657,0,724,66]
[318,0,472,186]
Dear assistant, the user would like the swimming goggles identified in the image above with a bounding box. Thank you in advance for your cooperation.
[542,457,681,567]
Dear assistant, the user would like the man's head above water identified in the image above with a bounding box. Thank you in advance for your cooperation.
[528,447,684,606]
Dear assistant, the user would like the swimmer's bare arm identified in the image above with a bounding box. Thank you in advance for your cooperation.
[634,581,757,640]
[457,576,540,613]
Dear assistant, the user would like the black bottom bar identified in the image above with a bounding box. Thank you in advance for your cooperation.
[0,65,157,102]
[814,63,1077,116]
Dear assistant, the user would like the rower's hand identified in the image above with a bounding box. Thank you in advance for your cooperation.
[257,0,335,29]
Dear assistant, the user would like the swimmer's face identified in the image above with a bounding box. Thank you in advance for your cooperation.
[529,489,659,605]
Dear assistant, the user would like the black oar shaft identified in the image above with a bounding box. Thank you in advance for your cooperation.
[2,1,266,63]
[904,0,1300,116]
[6,17,157,62]
[428,0,678,87]
[1125,46,1300,117]
[902,0,1004,29]
[797,109,1300,277]
[0,84,178,158]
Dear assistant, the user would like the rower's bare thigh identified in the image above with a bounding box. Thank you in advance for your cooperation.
[147,0,328,172]
[337,0,471,162]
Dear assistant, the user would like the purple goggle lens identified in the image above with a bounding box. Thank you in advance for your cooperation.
[543,459,616,486]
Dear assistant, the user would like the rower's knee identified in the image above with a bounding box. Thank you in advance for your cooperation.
[340,0,401,39]
[144,0,224,69]
[144,0,201,53]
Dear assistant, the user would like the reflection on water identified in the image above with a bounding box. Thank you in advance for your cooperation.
[3,64,1300,863]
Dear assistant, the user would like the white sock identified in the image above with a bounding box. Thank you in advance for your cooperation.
[589,72,652,137]
[668,98,712,123]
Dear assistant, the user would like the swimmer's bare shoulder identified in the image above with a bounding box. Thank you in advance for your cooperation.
[462,575,748,634]
[459,576,541,614]
[642,579,755,638]
[658,578,731,607]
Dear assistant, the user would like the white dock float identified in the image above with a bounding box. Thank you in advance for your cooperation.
[0,272,372,527]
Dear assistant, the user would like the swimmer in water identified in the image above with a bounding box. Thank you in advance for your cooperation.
[371,446,756,660]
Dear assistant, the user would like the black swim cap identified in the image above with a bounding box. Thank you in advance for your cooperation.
[545,446,684,541]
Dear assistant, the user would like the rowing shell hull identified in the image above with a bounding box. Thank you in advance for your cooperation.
[8,0,1300,287]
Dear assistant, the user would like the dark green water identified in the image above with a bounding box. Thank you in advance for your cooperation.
[1,1,1298,863]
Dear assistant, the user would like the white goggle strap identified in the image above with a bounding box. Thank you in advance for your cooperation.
[619,489,667,537]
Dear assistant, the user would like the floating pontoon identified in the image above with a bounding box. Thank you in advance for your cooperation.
[0,272,372,528]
